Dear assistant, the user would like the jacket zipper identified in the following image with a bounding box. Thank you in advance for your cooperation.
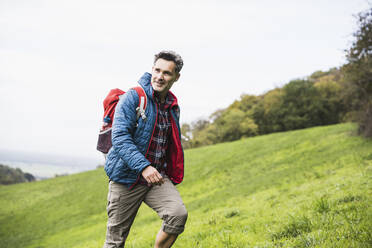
[129,98,159,190]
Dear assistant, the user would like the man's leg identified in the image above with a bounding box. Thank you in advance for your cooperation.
[103,181,149,248]
[144,176,188,248]
[155,230,178,248]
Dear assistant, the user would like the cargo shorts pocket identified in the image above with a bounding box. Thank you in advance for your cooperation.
[107,183,121,218]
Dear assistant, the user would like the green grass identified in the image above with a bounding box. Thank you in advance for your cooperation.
[0,123,371,247]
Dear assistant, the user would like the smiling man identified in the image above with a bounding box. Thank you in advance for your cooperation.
[103,51,187,248]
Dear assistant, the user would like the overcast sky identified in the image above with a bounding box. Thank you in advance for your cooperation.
[0,0,370,163]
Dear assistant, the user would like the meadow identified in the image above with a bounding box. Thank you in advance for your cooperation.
[0,123,371,247]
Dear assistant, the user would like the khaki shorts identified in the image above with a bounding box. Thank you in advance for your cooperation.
[103,176,188,248]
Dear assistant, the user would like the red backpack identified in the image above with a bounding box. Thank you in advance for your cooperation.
[97,86,147,154]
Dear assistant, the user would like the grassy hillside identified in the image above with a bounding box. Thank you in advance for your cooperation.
[0,123,371,247]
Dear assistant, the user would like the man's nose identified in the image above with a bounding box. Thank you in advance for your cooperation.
[157,72,164,80]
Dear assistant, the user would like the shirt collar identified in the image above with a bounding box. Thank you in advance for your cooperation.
[154,91,173,106]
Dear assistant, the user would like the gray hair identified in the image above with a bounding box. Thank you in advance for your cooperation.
[154,50,184,74]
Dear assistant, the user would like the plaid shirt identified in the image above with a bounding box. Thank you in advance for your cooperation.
[139,92,173,185]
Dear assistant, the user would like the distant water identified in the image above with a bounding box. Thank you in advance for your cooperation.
[0,150,104,179]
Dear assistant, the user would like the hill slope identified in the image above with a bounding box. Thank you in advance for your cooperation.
[0,123,371,247]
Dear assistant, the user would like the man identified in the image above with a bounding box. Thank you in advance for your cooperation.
[103,51,187,248]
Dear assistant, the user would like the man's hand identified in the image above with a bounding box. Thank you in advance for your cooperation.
[142,166,164,185]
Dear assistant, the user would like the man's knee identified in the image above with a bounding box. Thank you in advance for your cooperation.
[176,205,188,223]
[162,205,188,234]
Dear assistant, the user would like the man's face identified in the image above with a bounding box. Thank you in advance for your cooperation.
[151,58,180,97]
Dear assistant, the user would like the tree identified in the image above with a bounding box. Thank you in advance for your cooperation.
[188,118,216,148]
[343,7,372,137]
[229,94,259,115]
[215,109,258,142]
[180,123,192,149]
[313,74,344,124]
[0,164,35,185]
[253,88,285,134]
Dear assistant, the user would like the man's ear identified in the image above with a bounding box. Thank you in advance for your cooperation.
[175,73,181,82]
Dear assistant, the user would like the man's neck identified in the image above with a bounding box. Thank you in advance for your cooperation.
[156,91,167,104]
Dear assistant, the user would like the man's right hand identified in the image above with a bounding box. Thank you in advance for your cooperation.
[141,166,164,185]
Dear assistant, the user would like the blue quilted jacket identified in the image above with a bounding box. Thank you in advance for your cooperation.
[104,72,184,188]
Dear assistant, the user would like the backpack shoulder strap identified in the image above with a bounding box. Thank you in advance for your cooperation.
[133,86,147,121]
